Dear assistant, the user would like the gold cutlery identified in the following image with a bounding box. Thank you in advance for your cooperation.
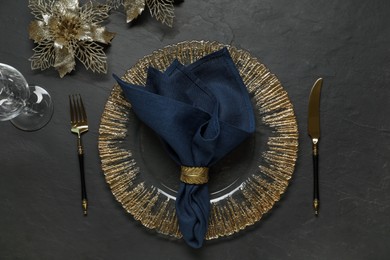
[308,78,323,216]
[69,94,89,216]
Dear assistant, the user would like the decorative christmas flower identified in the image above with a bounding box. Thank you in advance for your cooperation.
[107,0,175,27]
[28,0,116,78]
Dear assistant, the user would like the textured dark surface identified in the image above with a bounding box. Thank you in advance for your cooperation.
[1,0,389,259]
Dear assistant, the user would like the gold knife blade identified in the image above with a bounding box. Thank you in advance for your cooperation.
[308,78,323,216]
[308,78,323,140]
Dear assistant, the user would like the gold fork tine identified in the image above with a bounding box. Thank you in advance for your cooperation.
[69,95,75,123]
[78,95,87,123]
[75,94,82,123]
[75,95,82,123]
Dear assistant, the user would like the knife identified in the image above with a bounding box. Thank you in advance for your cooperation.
[308,78,323,216]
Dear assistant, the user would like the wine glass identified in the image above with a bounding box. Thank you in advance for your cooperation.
[0,63,53,131]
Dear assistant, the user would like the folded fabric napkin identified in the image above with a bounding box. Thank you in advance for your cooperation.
[113,47,255,248]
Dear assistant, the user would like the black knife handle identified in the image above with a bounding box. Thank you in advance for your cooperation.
[77,137,88,216]
[312,141,319,216]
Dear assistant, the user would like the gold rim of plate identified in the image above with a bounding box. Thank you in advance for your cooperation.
[98,40,299,240]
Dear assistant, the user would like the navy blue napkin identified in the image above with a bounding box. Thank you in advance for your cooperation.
[113,47,255,248]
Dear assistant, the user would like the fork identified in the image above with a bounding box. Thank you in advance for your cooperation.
[69,94,89,216]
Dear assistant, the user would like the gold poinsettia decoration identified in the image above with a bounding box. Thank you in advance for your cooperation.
[107,0,175,27]
[28,0,116,78]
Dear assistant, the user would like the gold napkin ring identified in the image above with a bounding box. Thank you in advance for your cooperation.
[180,166,209,184]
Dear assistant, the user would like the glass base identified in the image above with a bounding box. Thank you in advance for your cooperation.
[10,85,54,131]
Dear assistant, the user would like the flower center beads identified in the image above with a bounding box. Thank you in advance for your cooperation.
[55,15,81,41]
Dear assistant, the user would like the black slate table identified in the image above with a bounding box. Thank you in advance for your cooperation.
[1,0,389,259]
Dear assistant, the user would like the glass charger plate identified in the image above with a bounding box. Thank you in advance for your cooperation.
[98,40,298,240]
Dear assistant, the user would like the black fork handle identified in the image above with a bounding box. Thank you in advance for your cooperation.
[312,141,319,216]
[77,137,88,215]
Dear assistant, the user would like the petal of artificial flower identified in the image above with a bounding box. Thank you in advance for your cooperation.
[54,46,76,78]
[76,25,115,44]
[92,27,116,44]
[29,20,50,43]
[124,0,145,23]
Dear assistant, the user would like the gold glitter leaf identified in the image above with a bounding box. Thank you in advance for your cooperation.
[76,41,108,74]
[28,0,55,20]
[79,1,111,23]
[146,0,174,27]
[30,39,56,70]
[106,0,122,9]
